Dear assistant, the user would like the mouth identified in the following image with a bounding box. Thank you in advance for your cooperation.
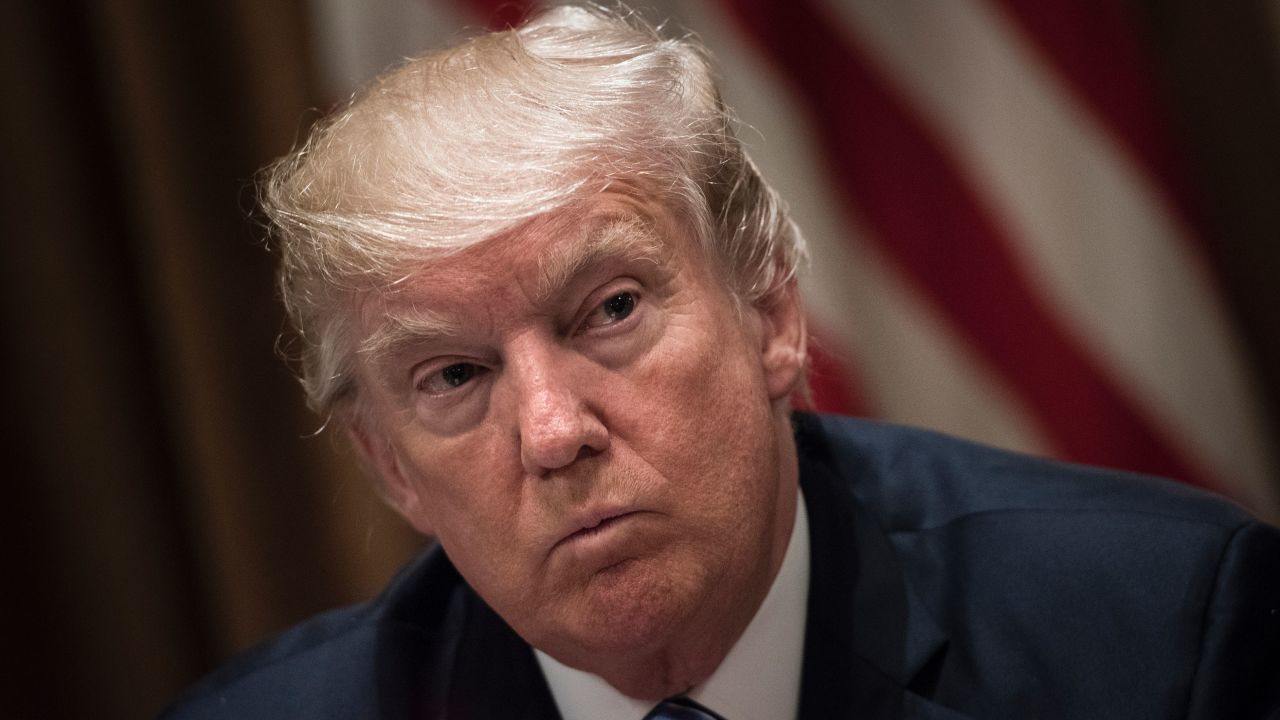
[569,513,631,540]
[553,508,641,550]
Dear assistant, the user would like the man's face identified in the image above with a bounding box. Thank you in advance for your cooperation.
[350,191,805,684]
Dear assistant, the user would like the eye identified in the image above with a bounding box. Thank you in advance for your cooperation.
[418,362,484,395]
[585,291,637,329]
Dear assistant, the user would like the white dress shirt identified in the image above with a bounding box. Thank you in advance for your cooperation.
[536,490,810,720]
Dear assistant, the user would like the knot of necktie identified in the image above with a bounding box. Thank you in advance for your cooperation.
[642,695,727,720]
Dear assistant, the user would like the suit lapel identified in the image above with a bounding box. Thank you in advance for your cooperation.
[795,415,971,720]
[370,549,561,720]
[445,591,562,720]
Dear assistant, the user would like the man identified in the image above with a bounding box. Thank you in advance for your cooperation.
[165,5,1280,719]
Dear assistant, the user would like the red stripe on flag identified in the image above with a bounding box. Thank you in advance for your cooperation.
[722,0,1215,488]
[989,0,1211,258]
[804,325,868,417]
[452,0,537,29]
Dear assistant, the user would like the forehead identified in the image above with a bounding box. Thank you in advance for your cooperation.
[419,197,671,299]
[354,193,707,355]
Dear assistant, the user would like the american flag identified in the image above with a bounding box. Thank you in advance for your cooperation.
[306,0,1278,520]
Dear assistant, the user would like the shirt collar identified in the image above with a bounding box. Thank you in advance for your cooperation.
[536,488,810,720]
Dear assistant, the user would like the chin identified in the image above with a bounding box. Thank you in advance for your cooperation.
[534,553,708,664]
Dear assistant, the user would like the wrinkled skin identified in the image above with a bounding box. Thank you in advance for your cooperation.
[349,192,807,699]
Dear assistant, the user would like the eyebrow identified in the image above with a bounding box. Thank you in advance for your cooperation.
[534,214,669,304]
[357,303,461,368]
[357,213,672,369]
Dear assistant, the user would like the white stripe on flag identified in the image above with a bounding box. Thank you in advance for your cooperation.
[673,0,1052,455]
[820,0,1275,508]
[309,0,475,100]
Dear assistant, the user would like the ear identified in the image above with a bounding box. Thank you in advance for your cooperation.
[756,280,808,402]
[346,413,436,536]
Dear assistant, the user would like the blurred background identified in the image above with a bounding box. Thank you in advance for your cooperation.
[4,1,1279,717]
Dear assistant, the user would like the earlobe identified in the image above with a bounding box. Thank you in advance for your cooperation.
[346,415,436,536]
[757,281,808,402]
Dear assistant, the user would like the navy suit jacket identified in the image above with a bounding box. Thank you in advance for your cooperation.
[163,414,1280,719]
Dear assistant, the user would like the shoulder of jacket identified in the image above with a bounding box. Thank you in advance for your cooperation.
[159,544,463,718]
[798,412,1253,535]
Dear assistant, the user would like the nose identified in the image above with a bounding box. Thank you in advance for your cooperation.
[509,341,609,476]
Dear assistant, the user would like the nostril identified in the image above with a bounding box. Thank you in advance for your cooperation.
[574,445,601,463]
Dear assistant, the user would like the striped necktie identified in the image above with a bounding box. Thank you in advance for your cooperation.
[642,695,726,720]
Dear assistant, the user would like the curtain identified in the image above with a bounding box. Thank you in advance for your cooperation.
[2,2,422,718]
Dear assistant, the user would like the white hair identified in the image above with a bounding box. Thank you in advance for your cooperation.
[261,3,807,416]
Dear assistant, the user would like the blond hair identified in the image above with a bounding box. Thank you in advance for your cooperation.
[261,4,806,416]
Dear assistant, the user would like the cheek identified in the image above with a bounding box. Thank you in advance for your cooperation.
[408,457,541,616]
[620,309,777,492]
[638,308,765,422]
[397,428,528,557]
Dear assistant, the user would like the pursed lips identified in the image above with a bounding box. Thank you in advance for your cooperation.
[553,505,641,551]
